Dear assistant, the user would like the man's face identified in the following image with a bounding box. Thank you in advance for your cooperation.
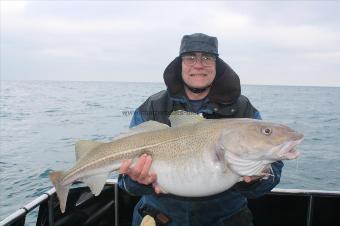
[181,52,216,89]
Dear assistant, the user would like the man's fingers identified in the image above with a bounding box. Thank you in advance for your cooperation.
[119,154,156,185]
[145,172,157,185]
[119,159,132,174]
[243,175,263,183]
[139,155,152,180]
[152,182,161,194]
[243,176,252,183]
[130,154,147,179]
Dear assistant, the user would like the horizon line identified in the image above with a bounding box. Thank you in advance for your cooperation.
[1,79,339,88]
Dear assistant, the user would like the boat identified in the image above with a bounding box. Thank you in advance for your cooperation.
[1,179,339,226]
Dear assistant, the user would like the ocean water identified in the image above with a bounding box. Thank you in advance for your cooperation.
[1,81,340,223]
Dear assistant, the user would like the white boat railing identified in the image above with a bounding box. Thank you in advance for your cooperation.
[271,188,340,195]
[0,188,56,226]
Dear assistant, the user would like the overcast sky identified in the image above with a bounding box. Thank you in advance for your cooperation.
[1,1,340,87]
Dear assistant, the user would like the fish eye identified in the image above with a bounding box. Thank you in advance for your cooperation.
[261,127,272,135]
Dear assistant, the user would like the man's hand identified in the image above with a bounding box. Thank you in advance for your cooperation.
[119,154,163,194]
[243,168,272,183]
[243,175,262,183]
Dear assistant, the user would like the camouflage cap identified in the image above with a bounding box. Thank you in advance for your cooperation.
[179,33,218,56]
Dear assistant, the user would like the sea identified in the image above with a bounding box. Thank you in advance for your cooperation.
[1,80,340,224]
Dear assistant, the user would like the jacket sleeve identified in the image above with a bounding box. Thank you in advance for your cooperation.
[129,109,145,128]
[233,161,284,198]
[117,109,155,196]
[253,110,262,120]
[117,174,154,196]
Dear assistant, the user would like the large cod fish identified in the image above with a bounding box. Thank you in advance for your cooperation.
[50,111,303,213]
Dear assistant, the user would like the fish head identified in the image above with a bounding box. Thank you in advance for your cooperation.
[221,119,304,161]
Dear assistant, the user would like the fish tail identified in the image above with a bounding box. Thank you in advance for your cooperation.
[49,171,70,213]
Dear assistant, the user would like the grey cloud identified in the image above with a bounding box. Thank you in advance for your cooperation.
[1,1,340,86]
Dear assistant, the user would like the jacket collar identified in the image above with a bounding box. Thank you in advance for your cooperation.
[163,57,241,104]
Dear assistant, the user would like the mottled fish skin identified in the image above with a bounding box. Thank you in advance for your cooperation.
[49,111,304,213]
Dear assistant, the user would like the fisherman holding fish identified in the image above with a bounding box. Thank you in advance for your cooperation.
[49,33,303,225]
[118,33,285,226]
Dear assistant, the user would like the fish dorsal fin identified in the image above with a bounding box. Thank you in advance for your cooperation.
[169,110,204,127]
[114,121,169,140]
[75,140,103,161]
[132,120,169,132]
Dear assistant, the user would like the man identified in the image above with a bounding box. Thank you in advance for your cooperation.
[118,33,283,226]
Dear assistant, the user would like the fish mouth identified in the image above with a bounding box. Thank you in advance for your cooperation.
[277,137,304,160]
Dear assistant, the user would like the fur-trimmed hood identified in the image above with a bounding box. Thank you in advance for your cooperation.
[163,57,241,104]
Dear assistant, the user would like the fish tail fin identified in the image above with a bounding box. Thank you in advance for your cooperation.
[49,171,70,213]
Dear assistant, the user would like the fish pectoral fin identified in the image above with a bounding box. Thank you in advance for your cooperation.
[114,121,169,140]
[81,173,109,196]
[169,110,204,127]
[75,141,103,160]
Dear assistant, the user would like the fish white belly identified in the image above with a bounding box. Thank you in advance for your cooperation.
[152,157,240,197]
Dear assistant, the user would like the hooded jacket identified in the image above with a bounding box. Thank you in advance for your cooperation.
[129,57,261,127]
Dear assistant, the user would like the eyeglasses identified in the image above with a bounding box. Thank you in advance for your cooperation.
[182,55,216,66]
